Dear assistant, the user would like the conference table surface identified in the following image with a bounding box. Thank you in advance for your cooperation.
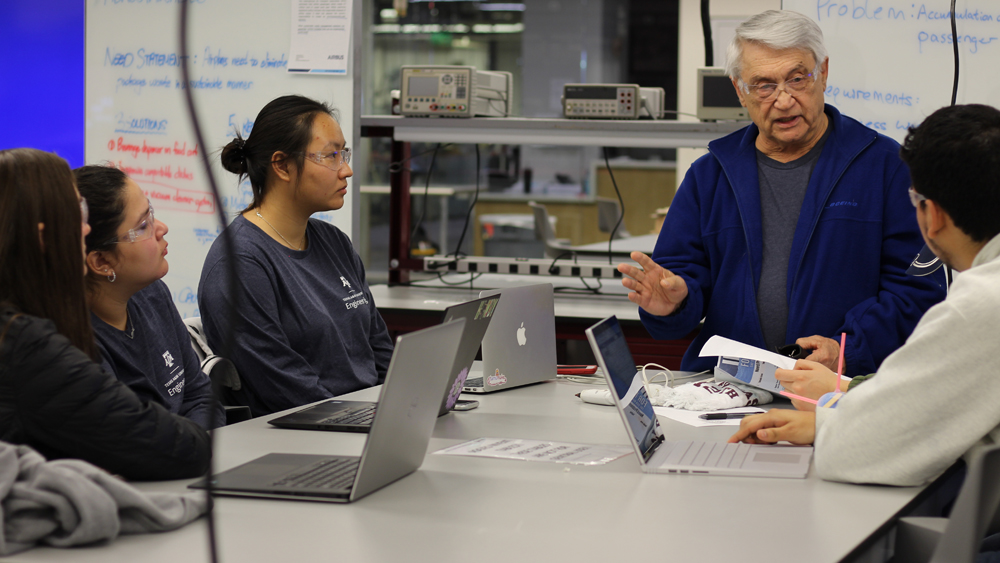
[11,379,951,563]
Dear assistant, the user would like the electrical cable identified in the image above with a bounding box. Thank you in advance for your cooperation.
[179,4,225,563]
[700,0,713,67]
[602,147,626,265]
[432,271,483,286]
[409,143,441,252]
[450,144,480,258]
[579,275,603,294]
[661,109,702,119]
[945,1,958,287]
[388,143,454,173]
[547,250,577,275]
[950,0,959,107]
[640,364,711,389]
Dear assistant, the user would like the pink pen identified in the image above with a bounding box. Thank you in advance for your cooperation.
[780,390,818,405]
[835,332,847,393]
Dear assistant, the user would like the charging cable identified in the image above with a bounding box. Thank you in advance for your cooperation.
[575,364,711,406]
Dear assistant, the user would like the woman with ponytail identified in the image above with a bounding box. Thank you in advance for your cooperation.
[199,95,393,417]
[75,164,225,430]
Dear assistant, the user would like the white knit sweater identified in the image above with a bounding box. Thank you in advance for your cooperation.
[815,232,1000,486]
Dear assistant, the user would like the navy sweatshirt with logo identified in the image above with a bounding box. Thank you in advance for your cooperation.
[199,215,394,417]
[93,280,225,429]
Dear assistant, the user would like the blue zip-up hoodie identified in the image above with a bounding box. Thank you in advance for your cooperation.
[641,105,946,375]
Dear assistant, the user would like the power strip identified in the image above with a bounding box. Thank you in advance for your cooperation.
[422,255,625,279]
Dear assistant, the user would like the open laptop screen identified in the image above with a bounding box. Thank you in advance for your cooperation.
[589,317,663,460]
[441,295,499,409]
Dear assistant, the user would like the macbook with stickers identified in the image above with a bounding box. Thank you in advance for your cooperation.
[268,296,499,432]
[463,283,557,393]
[585,316,813,478]
[190,319,465,503]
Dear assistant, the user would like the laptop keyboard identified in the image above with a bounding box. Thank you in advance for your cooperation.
[463,377,484,388]
[271,457,360,489]
[318,404,376,426]
[663,442,751,469]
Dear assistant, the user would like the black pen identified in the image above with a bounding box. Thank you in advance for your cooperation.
[698,412,758,420]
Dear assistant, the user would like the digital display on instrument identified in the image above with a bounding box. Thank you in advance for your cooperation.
[408,76,440,97]
[565,85,619,100]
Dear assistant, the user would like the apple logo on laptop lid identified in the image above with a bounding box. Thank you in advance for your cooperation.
[516,322,527,346]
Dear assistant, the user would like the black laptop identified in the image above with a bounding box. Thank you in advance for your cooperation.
[267,294,500,432]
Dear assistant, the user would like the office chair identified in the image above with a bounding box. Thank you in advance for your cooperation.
[528,201,574,259]
[893,443,1000,563]
[183,317,252,424]
[596,197,631,239]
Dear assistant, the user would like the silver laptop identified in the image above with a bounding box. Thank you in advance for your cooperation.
[267,295,500,432]
[585,316,813,478]
[189,319,465,502]
[463,283,557,393]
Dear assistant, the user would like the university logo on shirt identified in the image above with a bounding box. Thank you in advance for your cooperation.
[162,350,175,367]
[341,276,352,289]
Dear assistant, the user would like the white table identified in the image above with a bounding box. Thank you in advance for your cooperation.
[10,380,957,563]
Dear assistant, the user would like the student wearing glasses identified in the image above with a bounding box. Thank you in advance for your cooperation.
[618,10,944,377]
[75,165,225,430]
[199,95,393,417]
[0,148,210,480]
[730,104,1000,486]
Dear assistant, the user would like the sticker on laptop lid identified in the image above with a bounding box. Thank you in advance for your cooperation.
[446,367,469,409]
[487,369,508,387]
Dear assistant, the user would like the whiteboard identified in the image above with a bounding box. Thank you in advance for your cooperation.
[782,0,1000,142]
[85,0,359,318]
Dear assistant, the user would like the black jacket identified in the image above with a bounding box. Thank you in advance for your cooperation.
[0,307,211,481]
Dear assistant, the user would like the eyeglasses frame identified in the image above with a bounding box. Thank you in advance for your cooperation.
[104,198,156,245]
[300,148,352,172]
[738,63,823,103]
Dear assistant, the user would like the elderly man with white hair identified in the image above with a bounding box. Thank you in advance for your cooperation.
[618,10,945,377]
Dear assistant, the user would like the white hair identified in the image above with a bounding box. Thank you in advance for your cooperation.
[725,10,828,80]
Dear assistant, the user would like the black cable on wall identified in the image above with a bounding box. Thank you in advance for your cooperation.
[700,0,713,67]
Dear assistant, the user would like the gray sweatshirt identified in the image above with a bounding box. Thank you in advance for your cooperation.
[815,232,1000,486]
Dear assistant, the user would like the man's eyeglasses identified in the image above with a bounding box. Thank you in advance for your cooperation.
[106,199,156,244]
[739,64,821,102]
[908,187,927,208]
[302,148,351,172]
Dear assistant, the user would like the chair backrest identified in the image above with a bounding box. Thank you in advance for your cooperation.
[182,317,250,423]
[527,201,572,259]
[527,201,557,243]
[929,443,1000,563]
[596,197,631,239]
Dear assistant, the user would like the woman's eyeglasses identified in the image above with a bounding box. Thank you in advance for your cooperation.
[301,148,352,172]
[105,199,156,244]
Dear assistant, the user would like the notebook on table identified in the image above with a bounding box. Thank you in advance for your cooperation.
[463,283,557,393]
[189,319,465,503]
[585,316,813,478]
[268,295,499,432]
